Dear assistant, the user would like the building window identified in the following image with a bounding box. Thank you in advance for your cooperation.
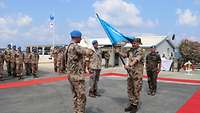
[44,47,51,55]
[38,47,43,55]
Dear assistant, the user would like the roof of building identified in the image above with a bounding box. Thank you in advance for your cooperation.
[89,35,175,48]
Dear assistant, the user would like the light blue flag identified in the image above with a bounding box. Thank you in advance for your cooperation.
[96,14,134,45]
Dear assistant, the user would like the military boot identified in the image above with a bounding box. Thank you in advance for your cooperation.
[130,105,138,113]
[125,104,135,112]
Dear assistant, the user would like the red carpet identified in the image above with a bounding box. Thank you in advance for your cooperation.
[0,73,200,89]
[0,76,67,89]
[176,89,200,113]
[102,73,200,84]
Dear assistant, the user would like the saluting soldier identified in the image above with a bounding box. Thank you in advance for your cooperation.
[66,30,93,113]
[0,50,4,81]
[31,48,39,78]
[146,46,161,96]
[16,47,24,80]
[11,45,17,77]
[24,47,32,76]
[4,44,12,76]
[51,47,59,72]
[120,38,144,113]
[104,51,110,68]
[57,48,64,73]
[88,40,102,97]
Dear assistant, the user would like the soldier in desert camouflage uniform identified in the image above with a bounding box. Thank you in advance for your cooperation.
[57,48,65,73]
[88,40,102,97]
[4,44,12,76]
[0,50,4,81]
[120,38,144,113]
[146,46,161,96]
[31,48,39,78]
[66,30,93,113]
[24,47,32,76]
[51,47,59,72]
[16,47,24,80]
[11,45,17,77]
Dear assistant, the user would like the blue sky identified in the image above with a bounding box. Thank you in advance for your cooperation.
[0,0,200,48]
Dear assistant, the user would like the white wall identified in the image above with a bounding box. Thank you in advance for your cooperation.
[156,41,174,59]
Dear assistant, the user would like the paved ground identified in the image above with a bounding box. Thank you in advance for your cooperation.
[0,77,199,113]
[0,63,200,113]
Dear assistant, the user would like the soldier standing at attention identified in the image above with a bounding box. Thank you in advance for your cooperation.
[11,45,17,77]
[104,52,110,68]
[4,44,12,76]
[57,48,64,73]
[66,30,93,113]
[51,47,58,72]
[31,48,39,78]
[120,38,144,113]
[88,40,102,97]
[16,47,24,80]
[24,47,32,76]
[146,46,161,96]
[0,50,4,81]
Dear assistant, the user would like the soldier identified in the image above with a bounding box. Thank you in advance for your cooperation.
[4,44,12,76]
[16,47,24,80]
[24,47,32,76]
[66,30,93,113]
[51,47,59,72]
[57,48,64,73]
[104,51,110,68]
[11,45,17,77]
[0,50,4,81]
[88,40,102,97]
[31,48,39,78]
[120,38,144,113]
[146,46,161,96]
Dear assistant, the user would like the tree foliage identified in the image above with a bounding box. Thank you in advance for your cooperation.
[179,39,200,63]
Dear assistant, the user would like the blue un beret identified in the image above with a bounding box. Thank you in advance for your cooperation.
[70,30,82,38]
[92,40,98,45]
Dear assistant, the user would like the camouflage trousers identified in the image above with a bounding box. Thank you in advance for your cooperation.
[147,70,158,93]
[32,63,37,76]
[89,69,101,95]
[11,62,16,77]
[69,79,86,113]
[57,62,64,73]
[127,70,143,106]
[16,63,23,77]
[6,61,11,76]
[54,60,57,72]
[25,63,32,76]
[0,63,3,77]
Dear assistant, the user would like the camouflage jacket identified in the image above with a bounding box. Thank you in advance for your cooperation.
[4,48,12,62]
[0,53,4,64]
[146,52,161,71]
[24,53,32,63]
[16,51,24,64]
[11,50,17,63]
[89,48,102,69]
[51,49,58,60]
[121,47,144,71]
[31,53,39,64]
[66,42,91,81]
[57,51,64,64]
[104,52,110,60]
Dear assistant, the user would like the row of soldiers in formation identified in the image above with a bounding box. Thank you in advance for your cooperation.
[0,44,39,81]
[66,30,161,113]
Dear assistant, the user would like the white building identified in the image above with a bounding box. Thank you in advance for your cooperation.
[89,35,175,66]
